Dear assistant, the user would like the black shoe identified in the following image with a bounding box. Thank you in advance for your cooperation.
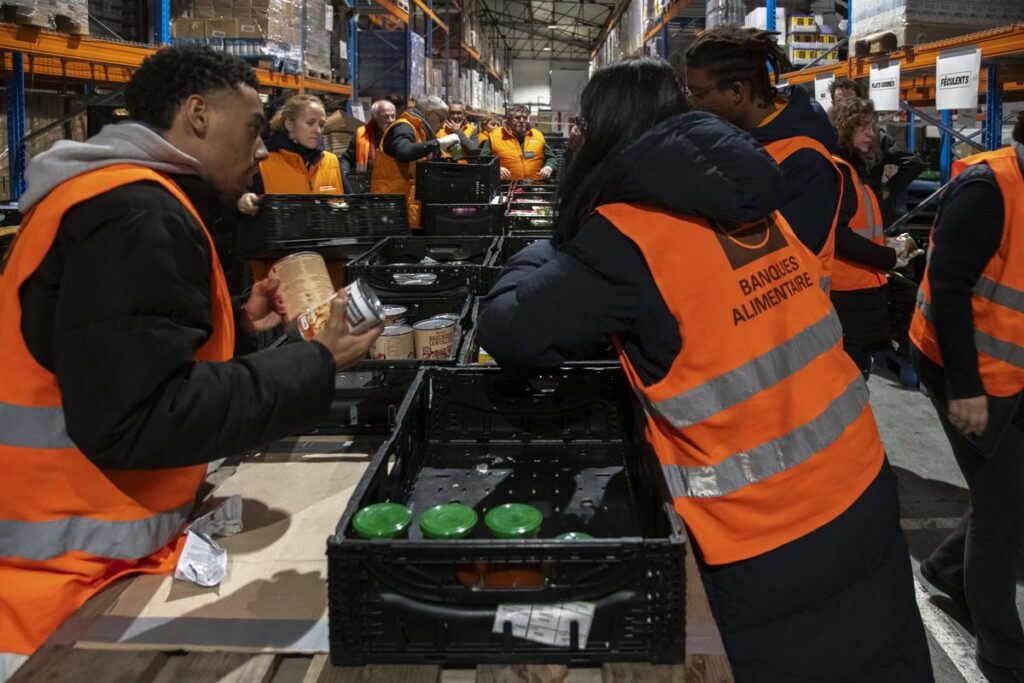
[920,559,971,616]
[977,655,1024,683]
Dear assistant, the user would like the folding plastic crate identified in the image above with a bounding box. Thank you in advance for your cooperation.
[415,157,500,203]
[284,287,475,432]
[328,365,686,665]
[345,236,501,295]
[238,193,408,257]
[421,202,505,236]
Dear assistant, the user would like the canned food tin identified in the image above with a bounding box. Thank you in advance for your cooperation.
[269,251,336,320]
[344,278,384,334]
[413,318,455,360]
[382,305,408,325]
[428,313,461,324]
[371,325,414,360]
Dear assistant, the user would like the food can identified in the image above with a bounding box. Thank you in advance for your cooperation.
[269,251,336,321]
[382,305,408,325]
[371,325,414,360]
[344,278,384,334]
[293,278,384,341]
[413,318,455,360]
[428,313,461,323]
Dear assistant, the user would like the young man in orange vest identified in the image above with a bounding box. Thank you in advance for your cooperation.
[685,27,842,292]
[0,46,380,677]
[340,98,396,187]
[480,104,556,181]
[371,94,467,228]
[910,112,1024,681]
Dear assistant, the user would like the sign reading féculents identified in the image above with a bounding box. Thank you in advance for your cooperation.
[815,73,835,110]
[870,60,901,111]
[936,46,981,111]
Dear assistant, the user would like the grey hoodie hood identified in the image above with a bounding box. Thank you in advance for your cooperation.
[19,122,202,212]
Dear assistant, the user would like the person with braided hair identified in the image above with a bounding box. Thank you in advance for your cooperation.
[685,27,843,292]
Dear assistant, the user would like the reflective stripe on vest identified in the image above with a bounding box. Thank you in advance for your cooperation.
[0,403,74,449]
[0,502,192,561]
[661,377,869,498]
[917,283,1024,369]
[646,311,842,429]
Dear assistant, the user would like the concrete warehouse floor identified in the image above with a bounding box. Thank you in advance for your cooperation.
[870,361,1024,683]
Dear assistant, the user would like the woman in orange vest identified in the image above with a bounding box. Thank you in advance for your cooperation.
[0,46,381,679]
[476,115,499,145]
[237,93,343,215]
[910,112,1024,679]
[827,97,915,378]
[478,58,931,680]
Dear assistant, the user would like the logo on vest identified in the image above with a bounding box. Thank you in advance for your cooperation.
[714,217,788,270]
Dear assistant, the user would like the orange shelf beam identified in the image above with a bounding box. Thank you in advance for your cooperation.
[373,0,409,24]
[413,0,447,32]
[0,23,350,94]
[460,40,500,81]
[643,0,694,44]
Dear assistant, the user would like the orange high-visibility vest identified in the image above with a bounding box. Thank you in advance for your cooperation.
[0,165,235,655]
[259,148,343,194]
[763,136,842,293]
[437,121,476,159]
[911,146,1024,397]
[831,156,887,291]
[354,124,377,168]
[371,112,430,229]
[488,127,546,180]
[599,203,884,565]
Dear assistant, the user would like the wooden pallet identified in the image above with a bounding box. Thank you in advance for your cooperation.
[0,3,88,34]
[305,68,334,82]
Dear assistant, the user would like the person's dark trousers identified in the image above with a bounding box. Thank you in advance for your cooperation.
[915,353,1024,669]
[845,345,873,380]
[696,460,933,682]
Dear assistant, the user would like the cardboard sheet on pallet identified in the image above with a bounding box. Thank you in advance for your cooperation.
[56,436,381,654]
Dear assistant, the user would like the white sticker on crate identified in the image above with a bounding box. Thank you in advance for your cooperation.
[492,602,596,649]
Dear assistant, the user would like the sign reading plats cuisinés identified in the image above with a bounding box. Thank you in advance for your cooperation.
[870,60,901,112]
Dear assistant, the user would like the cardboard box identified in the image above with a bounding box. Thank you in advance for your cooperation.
[172,17,206,38]
[206,17,239,38]
[238,17,268,37]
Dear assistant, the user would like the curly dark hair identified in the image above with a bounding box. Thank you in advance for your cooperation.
[829,96,880,164]
[829,77,864,99]
[684,27,791,107]
[125,45,260,130]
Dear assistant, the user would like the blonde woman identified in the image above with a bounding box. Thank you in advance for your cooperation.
[238,93,343,215]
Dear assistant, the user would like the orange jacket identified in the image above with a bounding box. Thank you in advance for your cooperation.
[354,124,376,168]
[487,127,546,180]
[911,145,1024,397]
[0,166,235,655]
[600,202,884,565]
[831,156,887,291]
[371,112,430,228]
[437,121,475,159]
[763,136,842,293]
[259,148,343,195]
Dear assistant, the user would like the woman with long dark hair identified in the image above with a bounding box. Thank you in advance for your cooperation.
[478,58,931,680]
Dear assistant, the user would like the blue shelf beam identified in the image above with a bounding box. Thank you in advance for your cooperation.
[985,64,1003,150]
[7,51,27,201]
[940,109,953,184]
[767,0,776,32]
[153,0,171,45]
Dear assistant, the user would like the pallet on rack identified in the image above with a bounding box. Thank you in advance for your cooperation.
[1,2,88,33]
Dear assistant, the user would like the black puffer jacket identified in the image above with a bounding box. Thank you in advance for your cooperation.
[478,112,784,383]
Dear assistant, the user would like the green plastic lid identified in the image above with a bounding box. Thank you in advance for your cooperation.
[352,502,412,539]
[419,503,479,539]
[485,504,543,539]
[556,532,594,541]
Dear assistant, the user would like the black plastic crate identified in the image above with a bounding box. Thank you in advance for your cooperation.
[328,365,686,665]
[504,214,556,232]
[238,193,408,256]
[416,157,500,203]
[345,236,500,295]
[421,202,504,236]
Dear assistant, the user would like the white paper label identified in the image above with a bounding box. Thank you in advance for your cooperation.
[870,60,901,112]
[174,530,228,587]
[493,602,595,649]
[325,3,333,30]
[936,46,981,111]
[815,73,835,111]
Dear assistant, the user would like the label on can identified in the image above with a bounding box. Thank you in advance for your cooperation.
[295,293,338,341]
[371,325,415,360]
[269,252,336,321]
[345,279,384,334]
[413,319,455,360]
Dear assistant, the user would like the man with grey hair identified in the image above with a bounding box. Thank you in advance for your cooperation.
[371,94,470,228]
[480,103,555,181]
[341,98,396,188]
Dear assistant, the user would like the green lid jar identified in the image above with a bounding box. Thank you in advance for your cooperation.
[556,532,594,541]
[352,502,412,539]
[419,503,479,540]
[485,503,543,539]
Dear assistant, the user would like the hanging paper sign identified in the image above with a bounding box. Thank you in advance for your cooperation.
[869,60,901,112]
[815,73,835,111]
[936,46,981,111]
